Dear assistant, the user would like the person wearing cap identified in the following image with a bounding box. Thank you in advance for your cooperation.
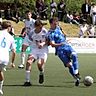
[0,21,16,95]
[23,19,48,86]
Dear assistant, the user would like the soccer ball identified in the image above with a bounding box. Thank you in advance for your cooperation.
[83,76,94,86]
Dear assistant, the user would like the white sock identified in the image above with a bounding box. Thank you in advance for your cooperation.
[0,81,3,90]
[25,71,30,82]
[21,52,25,65]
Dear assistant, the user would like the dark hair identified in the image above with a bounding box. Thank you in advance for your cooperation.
[2,21,11,29]
[49,17,58,24]
[25,10,32,14]
[35,20,43,26]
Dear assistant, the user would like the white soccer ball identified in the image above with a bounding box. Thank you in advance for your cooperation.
[83,76,94,86]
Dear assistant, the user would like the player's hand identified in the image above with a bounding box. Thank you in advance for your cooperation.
[38,43,43,49]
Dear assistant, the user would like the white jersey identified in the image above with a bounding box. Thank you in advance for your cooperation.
[0,29,16,65]
[23,18,35,45]
[30,27,48,53]
[25,18,35,34]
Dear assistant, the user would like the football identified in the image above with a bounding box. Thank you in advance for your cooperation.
[83,76,94,86]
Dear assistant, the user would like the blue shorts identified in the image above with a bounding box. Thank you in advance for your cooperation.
[57,44,76,67]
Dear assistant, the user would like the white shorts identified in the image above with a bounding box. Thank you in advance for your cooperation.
[22,35,31,46]
[30,49,48,63]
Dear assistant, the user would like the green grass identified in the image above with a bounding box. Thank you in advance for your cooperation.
[3,53,96,96]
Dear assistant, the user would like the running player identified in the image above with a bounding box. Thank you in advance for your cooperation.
[18,10,35,69]
[48,17,81,86]
[0,21,16,95]
[23,20,48,86]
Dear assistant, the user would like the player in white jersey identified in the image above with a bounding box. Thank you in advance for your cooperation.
[18,10,35,69]
[0,21,16,95]
[23,20,48,86]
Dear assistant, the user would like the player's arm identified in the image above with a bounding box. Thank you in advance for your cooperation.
[49,41,63,47]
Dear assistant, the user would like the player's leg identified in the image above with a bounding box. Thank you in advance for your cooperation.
[19,44,28,68]
[37,53,47,84]
[68,45,81,86]
[18,36,30,69]
[0,64,6,95]
[24,54,35,86]
[58,49,80,86]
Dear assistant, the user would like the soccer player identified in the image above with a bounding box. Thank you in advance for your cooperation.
[48,17,81,86]
[18,10,35,69]
[0,21,16,95]
[23,20,48,86]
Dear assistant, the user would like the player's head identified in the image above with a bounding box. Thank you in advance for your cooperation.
[49,17,59,29]
[1,21,13,34]
[35,20,43,33]
[2,21,11,29]
[25,10,32,20]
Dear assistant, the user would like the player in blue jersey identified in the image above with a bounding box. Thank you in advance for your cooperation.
[48,17,81,86]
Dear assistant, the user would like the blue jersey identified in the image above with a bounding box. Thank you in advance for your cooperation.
[48,26,66,51]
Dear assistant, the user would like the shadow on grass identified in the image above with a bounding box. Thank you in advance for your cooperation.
[4,81,96,88]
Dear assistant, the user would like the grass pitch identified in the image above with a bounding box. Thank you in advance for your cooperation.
[3,53,96,96]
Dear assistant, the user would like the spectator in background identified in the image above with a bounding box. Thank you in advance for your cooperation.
[87,24,96,38]
[40,0,48,20]
[50,0,57,18]
[81,0,91,23]
[78,21,88,38]
[66,11,79,25]
[4,6,12,20]
[13,8,21,23]
[57,0,66,21]
[90,3,96,25]
[35,0,44,19]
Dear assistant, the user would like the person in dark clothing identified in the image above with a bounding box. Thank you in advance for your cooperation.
[57,0,66,21]
[81,0,91,21]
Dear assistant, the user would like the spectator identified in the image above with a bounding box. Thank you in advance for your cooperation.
[57,0,66,21]
[81,0,91,23]
[66,11,79,25]
[40,0,48,20]
[90,3,96,25]
[78,22,88,38]
[50,0,57,18]
[4,6,12,20]
[87,24,96,38]
[35,0,44,19]
[13,8,21,23]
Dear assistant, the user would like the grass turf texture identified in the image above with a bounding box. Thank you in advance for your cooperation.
[3,53,96,96]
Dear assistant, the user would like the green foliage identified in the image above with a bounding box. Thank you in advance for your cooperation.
[0,0,96,15]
